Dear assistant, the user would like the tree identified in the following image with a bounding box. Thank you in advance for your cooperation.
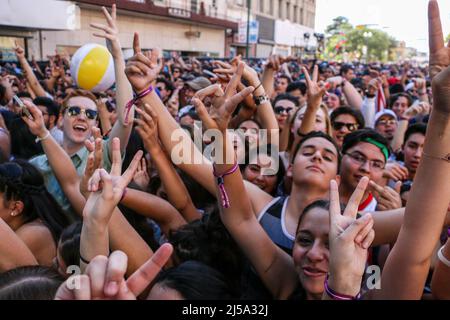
[324,17,398,62]
[446,33,450,43]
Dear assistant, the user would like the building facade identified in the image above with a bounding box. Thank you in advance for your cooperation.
[226,0,317,58]
[0,0,238,60]
[0,0,316,60]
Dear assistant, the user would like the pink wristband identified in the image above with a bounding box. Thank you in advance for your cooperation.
[124,85,154,124]
[213,162,239,208]
[324,274,362,300]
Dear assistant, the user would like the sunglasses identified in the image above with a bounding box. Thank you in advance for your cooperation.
[332,122,359,132]
[274,106,293,115]
[377,119,397,126]
[66,106,98,120]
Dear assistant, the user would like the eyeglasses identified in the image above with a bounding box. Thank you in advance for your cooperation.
[332,122,359,132]
[345,152,385,171]
[66,106,98,120]
[274,106,293,115]
[376,119,397,126]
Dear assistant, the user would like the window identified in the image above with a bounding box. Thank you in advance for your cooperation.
[278,0,283,19]
[294,5,298,23]
[259,0,264,12]
[286,2,290,20]
[191,0,198,13]
[300,8,303,24]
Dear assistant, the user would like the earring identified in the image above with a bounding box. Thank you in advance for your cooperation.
[10,211,16,217]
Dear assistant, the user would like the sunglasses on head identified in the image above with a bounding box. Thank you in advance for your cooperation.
[332,121,359,132]
[274,106,293,115]
[66,106,98,120]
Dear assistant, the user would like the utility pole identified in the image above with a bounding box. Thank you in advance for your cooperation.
[245,0,251,59]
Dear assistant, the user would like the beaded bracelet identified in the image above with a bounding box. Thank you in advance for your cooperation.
[324,274,362,300]
[124,85,154,124]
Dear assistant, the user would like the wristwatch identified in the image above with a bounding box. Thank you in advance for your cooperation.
[253,94,270,106]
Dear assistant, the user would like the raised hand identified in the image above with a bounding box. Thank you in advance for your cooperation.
[266,54,295,71]
[84,138,143,226]
[80,127,103,198]
[14,41,25,60]
[383,162,409,181]
[191,62,254,133]
[135,103,161,153]
[125,33,162,93]
[132,158,151,191]
[328,177,375,297]
[54,244,173,300]
[369,180,403,211]
[302,65,327,109]
[213,57,259,87]
[428,0,450,113]
[90,4,121,56]
[20,100,48,138]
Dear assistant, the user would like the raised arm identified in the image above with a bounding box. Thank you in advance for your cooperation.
[90,4,134,154]
[124,33,274,217]
[135,103,201,222]
[296,65,327,137]
[191,63,298,299]
[22,101,86,215]
[120,188,186,236]
[431,237,450,299]
[14,43,47,97]
[0,218,38,272]
[324,177,375,300]
[374,0,450,299]
[80,138,144,272]
[327,76,363,110]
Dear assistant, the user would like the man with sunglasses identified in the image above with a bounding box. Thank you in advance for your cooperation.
[330,106,365,149]
[28,89,134,221]
[155,78,174,104]
[374,109,398,144]
[272,94,298,131]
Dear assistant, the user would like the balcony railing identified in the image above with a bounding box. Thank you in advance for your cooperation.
[75,0,239,29]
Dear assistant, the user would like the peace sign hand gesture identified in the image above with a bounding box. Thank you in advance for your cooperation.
[55,244,173,300]
[84,138,143,227]
[328,177,375,297]
[90,4,121,57]
[191,62,254,133]
[302,65,327,110]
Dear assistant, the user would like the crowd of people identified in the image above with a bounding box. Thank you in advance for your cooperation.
[0,0,449,300]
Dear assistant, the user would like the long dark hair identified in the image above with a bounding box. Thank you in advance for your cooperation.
[0,266,64,300]
[153,260,236,300]
[0,160,71,242]
[168,207,244,295]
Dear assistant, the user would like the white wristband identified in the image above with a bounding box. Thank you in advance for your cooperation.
[437,245,450,268]
[35,131,50,143]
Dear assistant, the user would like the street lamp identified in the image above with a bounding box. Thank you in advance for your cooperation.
[245,0,251,59]
[363,31,373,63]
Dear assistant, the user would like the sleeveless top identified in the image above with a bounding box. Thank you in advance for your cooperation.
[258,196,295,255]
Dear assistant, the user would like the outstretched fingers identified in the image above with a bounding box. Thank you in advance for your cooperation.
[121,150,144,188]
[329,179,342,239]
[428,0,444,54]
[344,176,369,219]
[191,97,216,129]
[126,243,173,297]
[133,32,141,55]
[224,62,244,99]
[194,84,224,101]
[226,86,254,114]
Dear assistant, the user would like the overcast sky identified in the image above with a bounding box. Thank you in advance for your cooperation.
[315,0,450,53]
